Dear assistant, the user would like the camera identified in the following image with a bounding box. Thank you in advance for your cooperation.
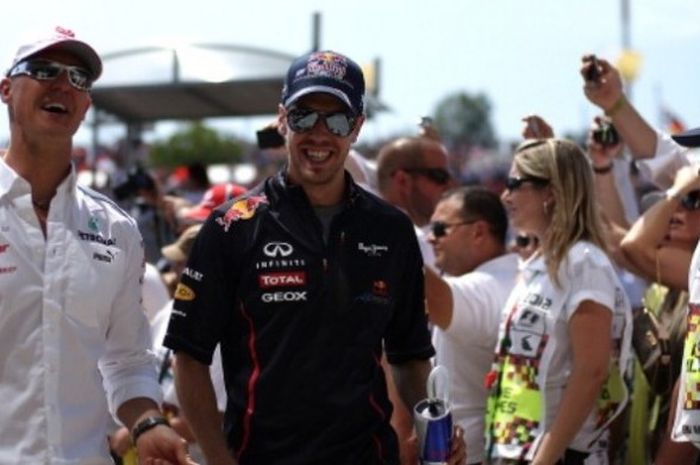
[585,56,601,82]
[256,126,284,149]
[112,165,156,200]
[592,121,620,147]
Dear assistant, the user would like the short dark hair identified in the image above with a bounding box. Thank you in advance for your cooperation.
[443,186,508,245]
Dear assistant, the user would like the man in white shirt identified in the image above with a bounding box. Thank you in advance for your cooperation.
[425,186,519,465]
[0,26,191,464]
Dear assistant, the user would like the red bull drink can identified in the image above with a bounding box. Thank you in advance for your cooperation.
[414,366,452,465]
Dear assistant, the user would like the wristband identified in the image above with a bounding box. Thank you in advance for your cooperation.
[593,163,614,174]
[131,416,170,445]
[604,94,626,117]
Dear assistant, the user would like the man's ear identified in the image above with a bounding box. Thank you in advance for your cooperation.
[350,115,365,143]
[0,78,12,104]
[472,220,489,241]
[277,104,288,137]
[80,96,92,121]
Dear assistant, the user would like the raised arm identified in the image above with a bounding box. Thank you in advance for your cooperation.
[581,55,657,158]
[424,266,454,329]
[621,165,700,290]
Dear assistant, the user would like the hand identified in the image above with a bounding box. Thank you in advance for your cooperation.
[586,116,622,168]
[108,426,132,457]
[670,165,700,197]
[521,115,554,139]
[580,55,625,111]
[447,425,466,465]
[136,424,198,465]
[419,121,442,142]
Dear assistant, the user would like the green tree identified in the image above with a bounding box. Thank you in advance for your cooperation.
[149,121,243,167]
[432,91,497,150]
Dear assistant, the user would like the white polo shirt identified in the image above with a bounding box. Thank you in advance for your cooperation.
[0,159,161,464]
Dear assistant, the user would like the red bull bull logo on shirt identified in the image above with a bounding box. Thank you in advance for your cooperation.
[216,195,267,232]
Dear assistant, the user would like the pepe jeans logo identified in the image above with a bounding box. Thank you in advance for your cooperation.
[263,242,294,258]
[358,242,388,257]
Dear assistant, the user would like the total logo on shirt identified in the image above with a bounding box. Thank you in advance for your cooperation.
[258,271,306,288]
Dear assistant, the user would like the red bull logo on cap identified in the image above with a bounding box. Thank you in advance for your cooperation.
[216,195,267,232]
[305,52,348,81]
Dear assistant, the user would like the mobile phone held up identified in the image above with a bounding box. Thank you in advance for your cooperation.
[585,56,602,83]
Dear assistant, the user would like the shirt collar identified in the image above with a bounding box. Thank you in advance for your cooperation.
[0,157,77,204]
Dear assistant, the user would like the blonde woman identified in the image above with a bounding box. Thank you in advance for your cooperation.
[484,139,632,465]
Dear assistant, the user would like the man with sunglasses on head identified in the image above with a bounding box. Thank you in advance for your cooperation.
[165,51,465,465]
[424,186,518,465]
[0,27,193,464]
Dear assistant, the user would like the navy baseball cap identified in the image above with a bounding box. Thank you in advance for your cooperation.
[281,50,365,115]
[672,127,700,148]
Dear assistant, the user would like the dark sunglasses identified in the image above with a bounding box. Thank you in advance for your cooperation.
[505,176,549,192]
[286,108,357,137]
[681,190,700,211]
[515,234,539,248]
[404,167,451,185]
[8,59,94,92]
[430,220,476,238]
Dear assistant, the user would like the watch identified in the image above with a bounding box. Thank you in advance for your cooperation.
[131,415,170,445]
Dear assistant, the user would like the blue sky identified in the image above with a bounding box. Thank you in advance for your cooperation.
[1,0,699,148]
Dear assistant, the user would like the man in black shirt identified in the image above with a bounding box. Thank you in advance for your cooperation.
[165,50,462,465]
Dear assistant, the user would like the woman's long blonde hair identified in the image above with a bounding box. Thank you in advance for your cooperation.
[513,138,606,287]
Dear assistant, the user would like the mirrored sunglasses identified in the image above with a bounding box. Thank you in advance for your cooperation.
[429,220,475,238]
[681,190,700,211]
[404,167,451,185]
[505,176,549,192]
[286,108,356,137]
[8,59,94,92]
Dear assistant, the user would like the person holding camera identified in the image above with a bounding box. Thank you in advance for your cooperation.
[580,55,698,189]
[114,164,179,265]
[0,27,193,464]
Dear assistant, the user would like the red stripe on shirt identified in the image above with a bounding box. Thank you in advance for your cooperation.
[235,304,261,460]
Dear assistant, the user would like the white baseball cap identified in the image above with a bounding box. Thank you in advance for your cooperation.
[7,26,102,79]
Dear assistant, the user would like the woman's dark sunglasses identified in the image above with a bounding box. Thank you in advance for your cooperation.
[404,167,451,185]
[681,190,700,211]
[286,108,357,137]
[515,234,539,248]
[505,176,549,192]
[8,59,94,92]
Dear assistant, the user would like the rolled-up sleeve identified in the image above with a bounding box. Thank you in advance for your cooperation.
[636,130,689,189]
[99,230,162,417]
